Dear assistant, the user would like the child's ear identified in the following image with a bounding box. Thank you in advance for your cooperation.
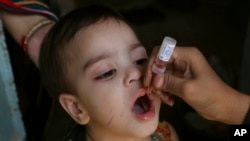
[59,94,90,125]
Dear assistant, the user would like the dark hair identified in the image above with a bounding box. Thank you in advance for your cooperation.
[39,5,127,98]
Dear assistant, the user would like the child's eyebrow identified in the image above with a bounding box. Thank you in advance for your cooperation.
[83,53,111,71]
[83,42,143,71]
[130,42,143,51]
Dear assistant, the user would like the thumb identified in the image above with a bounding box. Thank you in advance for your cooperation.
[152,73,187,97]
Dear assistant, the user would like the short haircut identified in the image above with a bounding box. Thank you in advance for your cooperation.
[39,5,128,98]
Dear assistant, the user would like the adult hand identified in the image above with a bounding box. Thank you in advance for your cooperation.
[144,46,250,124]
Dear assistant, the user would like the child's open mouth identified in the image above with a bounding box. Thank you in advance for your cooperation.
[132,94,151,114]
[131,88,155,120]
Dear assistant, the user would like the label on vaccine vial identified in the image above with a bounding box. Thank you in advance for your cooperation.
[158,36,177,61]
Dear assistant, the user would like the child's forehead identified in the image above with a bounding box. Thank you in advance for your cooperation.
[71,19,135,50]
[65,19,139,63]
[79,18,128,35]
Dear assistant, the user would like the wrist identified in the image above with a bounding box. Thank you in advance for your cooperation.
[27,22,55,67]
[243,105,250,124]
[22,19,53,52]
[216,88,250,124]
[1,12,49,44]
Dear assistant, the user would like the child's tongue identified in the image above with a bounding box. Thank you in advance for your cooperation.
[133,104,145,114]
[132,95,150,114]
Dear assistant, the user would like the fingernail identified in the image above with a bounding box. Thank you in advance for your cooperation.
[154,75,164,88]
[167,95,175,106]
[160,92,169,101]
[154,90,162,95]
[168,97,175,107]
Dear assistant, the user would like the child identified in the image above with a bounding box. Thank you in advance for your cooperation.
[39,4,179,141]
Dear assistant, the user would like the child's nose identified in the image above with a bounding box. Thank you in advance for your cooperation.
[123,66,142,87]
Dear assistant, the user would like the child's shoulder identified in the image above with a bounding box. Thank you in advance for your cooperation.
[151,121,179,141]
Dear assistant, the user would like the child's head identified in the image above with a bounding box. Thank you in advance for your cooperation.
[39,5,161,140]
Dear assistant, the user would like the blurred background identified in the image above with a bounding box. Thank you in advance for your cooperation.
[3,0,250,140]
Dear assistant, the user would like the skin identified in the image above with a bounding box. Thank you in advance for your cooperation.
[2,9,249,125]
[1,12,54,67]
[144,46,250,125]
[2,10,178,141]
[59,19,162,141]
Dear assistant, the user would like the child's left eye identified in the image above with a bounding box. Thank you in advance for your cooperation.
[134,58,148,65]
[95,69,116,80]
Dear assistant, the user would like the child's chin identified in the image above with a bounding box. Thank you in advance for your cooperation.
[133,121,159,138]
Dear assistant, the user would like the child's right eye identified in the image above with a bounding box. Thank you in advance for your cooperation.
[134,58,148,65]
[95,69,116,80]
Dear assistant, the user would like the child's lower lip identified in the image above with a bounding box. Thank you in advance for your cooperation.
[133,101,156,120]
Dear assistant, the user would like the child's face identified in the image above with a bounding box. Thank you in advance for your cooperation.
[63,19,161,139]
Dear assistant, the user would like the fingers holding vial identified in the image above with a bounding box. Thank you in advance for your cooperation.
[145,36,177,106]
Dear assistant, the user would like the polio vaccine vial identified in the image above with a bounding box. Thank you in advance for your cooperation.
[152,36,177,74]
